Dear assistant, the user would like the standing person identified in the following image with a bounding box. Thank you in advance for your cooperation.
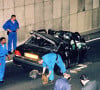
[54,74,71,90]
[38,52,70,82]
[0,37,11,83]
[3,15,19,54]
[80,74,99,90]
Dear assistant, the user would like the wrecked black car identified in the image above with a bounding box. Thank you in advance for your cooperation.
[13,29,88,72]
[48,29,88,63]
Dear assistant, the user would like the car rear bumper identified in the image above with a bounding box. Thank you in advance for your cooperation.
[13,56,42,68]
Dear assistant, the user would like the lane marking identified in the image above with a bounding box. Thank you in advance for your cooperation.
[77,64,87,67]
[86,37,100,43]
[70,63,91,74]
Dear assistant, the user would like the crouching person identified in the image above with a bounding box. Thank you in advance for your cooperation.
[0,37,11,83]
[54,74,71,90]
[80,74,99,90]
[38,52,70,82]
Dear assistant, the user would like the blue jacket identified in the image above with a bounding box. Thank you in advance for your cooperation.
[42,53,57,71]
[0,43,8,57]
[54,78,71,90]
[3,19,19,31]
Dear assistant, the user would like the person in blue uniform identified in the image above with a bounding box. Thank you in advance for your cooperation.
[0,37,11,83]
[38,52,70,81]
[3,15,19,54]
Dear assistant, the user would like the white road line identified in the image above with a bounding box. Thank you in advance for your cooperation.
[70,64,88,74]
[77,64,87,67]
[70,62,93,74]
[86,37,100,43]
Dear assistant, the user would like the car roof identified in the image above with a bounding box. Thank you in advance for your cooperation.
[33,31,62,46]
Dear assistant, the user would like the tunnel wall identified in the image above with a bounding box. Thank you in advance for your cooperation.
[0,0,100,43]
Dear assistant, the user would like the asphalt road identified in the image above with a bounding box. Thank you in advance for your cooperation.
[0,39,100,90]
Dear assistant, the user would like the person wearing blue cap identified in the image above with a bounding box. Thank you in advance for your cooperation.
[0,37,11,83]
[3,15,19,54]
[38,52,69,82]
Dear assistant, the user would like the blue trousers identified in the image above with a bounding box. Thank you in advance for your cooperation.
[49,70,54,81]
[49,55,66,81]
[8,32,17,52]
[0,57,6,81]
[56,55,66,74]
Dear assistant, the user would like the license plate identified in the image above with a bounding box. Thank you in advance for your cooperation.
[24,53,39,61]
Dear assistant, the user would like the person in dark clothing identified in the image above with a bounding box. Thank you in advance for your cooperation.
[54,73,71,90]
[80,74,99,90]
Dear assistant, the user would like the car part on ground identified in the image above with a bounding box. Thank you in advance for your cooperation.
[29,70,42,79]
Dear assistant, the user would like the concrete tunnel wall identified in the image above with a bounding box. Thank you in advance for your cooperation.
[0,0,100,43]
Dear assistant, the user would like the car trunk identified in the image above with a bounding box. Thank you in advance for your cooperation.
[16,43,54,59]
